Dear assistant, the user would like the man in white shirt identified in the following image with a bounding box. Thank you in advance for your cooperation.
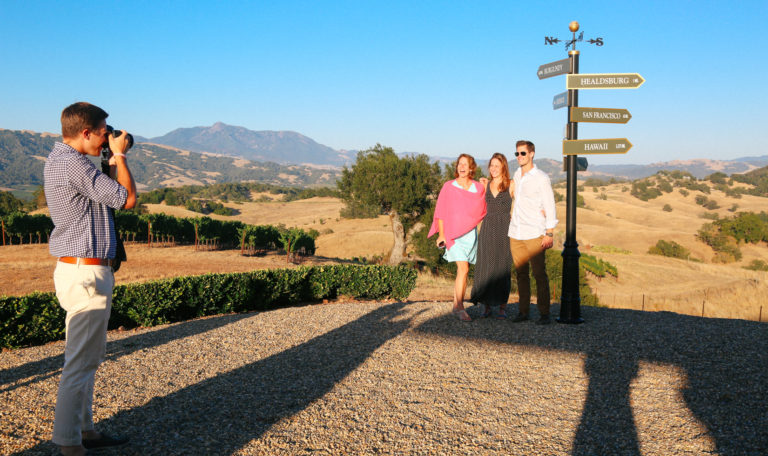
[507,140,558,325]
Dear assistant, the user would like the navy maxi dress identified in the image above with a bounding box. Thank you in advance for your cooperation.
[470,182,513,308]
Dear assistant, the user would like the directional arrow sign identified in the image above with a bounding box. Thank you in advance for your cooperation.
[570,107,632,124]
[553,91,569,110]
[537,58,571,80]
[566,73,645,89]
[563,138,633,155]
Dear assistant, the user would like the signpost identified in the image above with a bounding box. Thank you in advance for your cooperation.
[570,107,631,124]
[566,73,645,89]
[563,138,632,155]
[537,21,644,324]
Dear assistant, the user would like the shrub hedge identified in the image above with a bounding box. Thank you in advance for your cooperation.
[0,264,417,349]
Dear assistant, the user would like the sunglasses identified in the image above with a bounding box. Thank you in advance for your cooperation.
[515,151,528,157]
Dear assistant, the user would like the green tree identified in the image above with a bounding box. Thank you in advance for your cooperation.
[338,144,441,264]
[648,240,690,260]
[0,191,26,216]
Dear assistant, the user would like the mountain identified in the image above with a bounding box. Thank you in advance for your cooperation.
[533,157,768,182]
[0,129,340,196]
[145,122,354,167]
[3,127,766,197]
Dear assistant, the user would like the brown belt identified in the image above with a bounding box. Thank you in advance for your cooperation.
[58,257,114,267]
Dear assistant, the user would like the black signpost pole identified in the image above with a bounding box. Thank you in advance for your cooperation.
[558,24,584,324]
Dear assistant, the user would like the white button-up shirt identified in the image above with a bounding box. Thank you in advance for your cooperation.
[508,164,558,240]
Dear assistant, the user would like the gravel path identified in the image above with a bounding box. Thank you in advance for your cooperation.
[2,300,766,455]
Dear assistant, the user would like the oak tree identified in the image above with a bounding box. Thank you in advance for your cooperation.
[338,144,441,264]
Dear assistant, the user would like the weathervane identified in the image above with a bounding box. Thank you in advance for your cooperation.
[545,22,603,50]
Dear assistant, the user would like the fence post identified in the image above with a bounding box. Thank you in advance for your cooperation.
[642,294,645,311]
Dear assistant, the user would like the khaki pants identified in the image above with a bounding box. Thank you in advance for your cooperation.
[52,261,114,446]
[510,236,550,317]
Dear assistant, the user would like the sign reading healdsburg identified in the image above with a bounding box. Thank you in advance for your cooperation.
[566,73,645,89]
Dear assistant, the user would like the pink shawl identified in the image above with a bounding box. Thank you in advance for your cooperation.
[428,180,487,250]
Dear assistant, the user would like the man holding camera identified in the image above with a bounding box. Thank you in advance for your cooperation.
[44,102,136,456]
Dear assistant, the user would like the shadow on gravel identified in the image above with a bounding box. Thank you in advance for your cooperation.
[0,313,253,395]
[12,302,411,456]
[416,304,768,456]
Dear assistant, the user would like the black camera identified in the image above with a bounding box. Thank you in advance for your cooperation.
[101,125,134,156]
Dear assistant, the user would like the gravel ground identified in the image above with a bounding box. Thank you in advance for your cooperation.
[1,300,766,455]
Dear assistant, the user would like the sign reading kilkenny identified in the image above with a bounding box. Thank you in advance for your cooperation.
[537,58,571,80]
[570,107,631,124]
[563,138,633,155]
[566,73,645,89]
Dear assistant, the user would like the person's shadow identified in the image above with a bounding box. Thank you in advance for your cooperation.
[1,313,255,396]
[417,304,768,456]
[11,302,412,455]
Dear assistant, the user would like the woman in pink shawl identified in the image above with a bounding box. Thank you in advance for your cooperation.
[428,154,487,321]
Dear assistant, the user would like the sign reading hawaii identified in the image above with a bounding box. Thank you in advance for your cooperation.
[563,138,633,155]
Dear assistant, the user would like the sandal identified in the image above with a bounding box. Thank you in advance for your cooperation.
[452,308,472,322]
[496,309,507,320]
[481,304,492,318]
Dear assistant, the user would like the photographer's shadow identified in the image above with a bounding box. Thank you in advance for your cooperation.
[1,312,254,395]
[416,305,768,456]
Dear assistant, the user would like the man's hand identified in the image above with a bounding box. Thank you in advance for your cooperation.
[542,234,554,250]
[108,130,130,156]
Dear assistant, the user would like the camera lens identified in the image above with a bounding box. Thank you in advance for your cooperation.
[105,124,133,151]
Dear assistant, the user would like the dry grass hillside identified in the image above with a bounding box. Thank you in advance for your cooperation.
[564,178,768,321]
[3,178,767,322]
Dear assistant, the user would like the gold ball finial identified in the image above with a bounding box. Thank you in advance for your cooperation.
[569,21,580,32]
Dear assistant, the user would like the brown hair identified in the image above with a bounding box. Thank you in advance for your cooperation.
[453,153,477,179]
[61,102,108,139]
[489,152,511,192]
[515,140,535,153]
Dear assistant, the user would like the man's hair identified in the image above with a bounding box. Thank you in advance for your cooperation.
[515,140,535,153]
[61,102,108,139]
[454,153,477,179]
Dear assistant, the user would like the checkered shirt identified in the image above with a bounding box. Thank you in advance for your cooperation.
[44,141,128,259]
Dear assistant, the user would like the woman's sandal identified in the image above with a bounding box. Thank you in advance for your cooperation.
[481,305,492,318]
[496,309,508,320]
[452,308,472,322]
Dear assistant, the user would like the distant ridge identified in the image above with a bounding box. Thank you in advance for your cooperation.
[145,122,354,167]
[584,156,768,180]
[2,127,766,195]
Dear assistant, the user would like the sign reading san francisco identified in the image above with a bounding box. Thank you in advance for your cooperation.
[566,73,645,89]
[570,107,631,123]
[563,138,633,155]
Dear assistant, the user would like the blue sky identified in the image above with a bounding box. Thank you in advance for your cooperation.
[1,0,767,165]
